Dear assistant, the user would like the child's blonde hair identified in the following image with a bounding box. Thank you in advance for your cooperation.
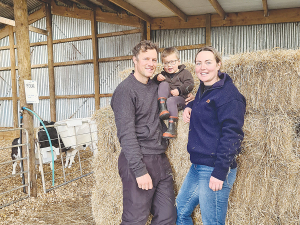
[161,47,180,61]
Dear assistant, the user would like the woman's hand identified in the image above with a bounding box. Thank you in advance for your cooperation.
[185,93,195,104]
[182,107,192,123]
[209,176,224,191]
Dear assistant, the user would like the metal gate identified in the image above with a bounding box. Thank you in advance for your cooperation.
[0,128,30,209]
[36,118,97,193]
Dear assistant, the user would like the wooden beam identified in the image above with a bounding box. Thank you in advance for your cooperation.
[0,1,14,10]
[262,0,269,17]
[91,10,100,110]
[159,44,205,52]
[57,0,74,7]
[0,26,10,40]
[207,0,226,20]
[69,0,96,9]
[0,16,48,35]
[37,0,51,3]
[91,0,121,13]
[28,4,46,24]
[157,0,188,22]
[9,27,18,128]
[206,14,211,46]
[13,0,36,197]
[151,7,300,30]
[51,0,92,20]
[98,55,132,62]
[146,22,151,40]
[107,0,152,23]
[46,3,56,122]
[54,59,93,66]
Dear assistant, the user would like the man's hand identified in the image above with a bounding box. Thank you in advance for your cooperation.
[185,93,195,104]
[136,173,153,190]
[182,107,192,123]
[157,74,166,81]
[171,89,179,96]
[209,176,224,191]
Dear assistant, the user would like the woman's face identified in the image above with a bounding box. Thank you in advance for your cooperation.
[195,51,221,86]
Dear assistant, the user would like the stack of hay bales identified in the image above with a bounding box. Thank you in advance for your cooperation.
[92,49,300,224]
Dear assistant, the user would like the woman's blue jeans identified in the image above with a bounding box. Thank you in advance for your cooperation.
[176,164,237,225]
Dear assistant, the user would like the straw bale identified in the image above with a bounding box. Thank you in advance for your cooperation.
[92,49,300,225]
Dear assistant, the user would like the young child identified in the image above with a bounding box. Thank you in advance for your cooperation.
[153,47,194,139]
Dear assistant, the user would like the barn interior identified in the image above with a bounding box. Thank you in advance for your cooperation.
[0,0,300,224]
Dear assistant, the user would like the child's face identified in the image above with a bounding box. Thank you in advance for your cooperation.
[162,53,180,74]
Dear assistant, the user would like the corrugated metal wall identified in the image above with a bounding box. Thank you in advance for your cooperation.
[1,17,300,127]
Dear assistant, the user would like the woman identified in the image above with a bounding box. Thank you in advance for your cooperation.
[176,46,246,225]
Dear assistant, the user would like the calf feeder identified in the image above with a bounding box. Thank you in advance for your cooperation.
[22,107,55,186]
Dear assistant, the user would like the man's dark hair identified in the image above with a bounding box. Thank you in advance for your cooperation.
[132,40,159,59]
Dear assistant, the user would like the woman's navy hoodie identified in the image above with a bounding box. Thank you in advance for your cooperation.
[186,71,246,181]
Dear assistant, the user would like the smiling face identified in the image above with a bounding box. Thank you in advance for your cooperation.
[133,49,158,84]
[195,51,221,86]
[162,53,180,74]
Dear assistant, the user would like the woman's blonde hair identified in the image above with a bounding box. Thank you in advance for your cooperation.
[195,46,222,64]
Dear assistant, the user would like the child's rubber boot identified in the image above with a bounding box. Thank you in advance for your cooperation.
[158,97,170,120]
[163,116,178,139]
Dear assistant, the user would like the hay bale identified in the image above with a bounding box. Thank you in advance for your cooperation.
[92,49,300,225]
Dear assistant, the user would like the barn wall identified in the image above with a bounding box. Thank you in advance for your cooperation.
[1,18,300,127]
[152,22,300,61]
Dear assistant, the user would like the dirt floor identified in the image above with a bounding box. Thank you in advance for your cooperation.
[0,139,96,225]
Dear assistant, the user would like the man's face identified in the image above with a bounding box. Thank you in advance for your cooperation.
[133,49,158,83]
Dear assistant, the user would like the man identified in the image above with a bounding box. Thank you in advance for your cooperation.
[111,40,177,225]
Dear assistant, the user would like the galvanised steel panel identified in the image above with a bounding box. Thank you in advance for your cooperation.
[31,68,49,96]
[97,21,138,34]
[54,64,94,95]
[29,17,47,43]
[0,50,10,67]
[151,28,205,62]
[52,15,91,40]
[100,97,111,108]
[98,33,141,58]
[0,100,13,127]
[99,59,132,94]
[32,99,51,127]
[53,39,93,63]
[0,71,12,97]
[30,45,48,65]
[0,36,9,47]
[56,98,95,121]
[211,22,300,57]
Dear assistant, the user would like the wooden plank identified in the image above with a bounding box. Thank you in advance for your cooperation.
[107,0,152,23]
[28,4,46,24]
[159,44,205,52]
[208,0,226,20]
[146,22,151,40]
[206,14,211,46]
[91,10,100,110]
[54,59,93,66]
[262,0,269,17]
[51,0,92,20]
[92,0,121,12]
[0,46,10,50]
[46,3,56,122]
[9,27,18,128]
[57,0,74,7]
[98,55,132,62]
[157,0,188,22]
[0,26,10,40]
[0,16,48,35]
[70,0,96,9]
[0,1,13,10]
[95,8,140,27]
[13,0,37,197]
[97,28,141,38]
[152,7,300,30]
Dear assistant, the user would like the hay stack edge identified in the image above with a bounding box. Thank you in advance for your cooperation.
[92,49,300,225]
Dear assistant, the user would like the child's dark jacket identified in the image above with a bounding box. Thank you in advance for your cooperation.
[153,64,194,98]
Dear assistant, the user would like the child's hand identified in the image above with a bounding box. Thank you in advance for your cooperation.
[171,89,179,96]
[185,93,195,104]
[157,74,166,81]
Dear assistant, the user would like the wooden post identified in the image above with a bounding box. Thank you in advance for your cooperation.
[206,14,211,46]
[46,3,56,121]
[9,27,18,128]
[91,10,100,110]
[13,0,37,197]
[146,22,151,40]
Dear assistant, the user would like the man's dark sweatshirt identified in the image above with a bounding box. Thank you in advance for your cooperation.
[111,72,168,178]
